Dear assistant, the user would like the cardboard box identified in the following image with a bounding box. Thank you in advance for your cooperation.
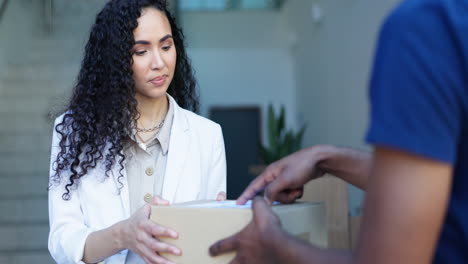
[150,200,327,264]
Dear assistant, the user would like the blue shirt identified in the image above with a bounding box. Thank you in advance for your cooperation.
[366,0,468,263]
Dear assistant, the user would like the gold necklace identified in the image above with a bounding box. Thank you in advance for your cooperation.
[135,119,165,133]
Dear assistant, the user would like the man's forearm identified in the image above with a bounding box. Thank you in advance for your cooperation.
[274,233,352,264]
[315,145,372,190]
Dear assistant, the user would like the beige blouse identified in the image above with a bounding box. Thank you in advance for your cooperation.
[123,95,175,215]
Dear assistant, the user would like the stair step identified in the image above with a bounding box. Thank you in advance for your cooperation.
[1,171,50,180]
[0,79,65,96]
[0,250,53,264]
[0,108,52,118]
[2,48,81,65]
[0,196,48,223]
[31,33,87,50]
[0,90,63,99]
[3,59,79,73]
[0,149,51,160]
[0,71,76,83]
[0,153,50,175]
[0,174,50,197]
[2,63,79,81]
[0,95,67,114]
[0,92,68,104]
[0,132,52,153]
[0,223,49,251]
[0,114,53,133]
[0,109,50,119]
[0,143,51,154]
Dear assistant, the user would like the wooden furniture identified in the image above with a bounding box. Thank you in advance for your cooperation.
[300,175,363,249]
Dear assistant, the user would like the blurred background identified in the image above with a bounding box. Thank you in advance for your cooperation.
[0,0,400,262]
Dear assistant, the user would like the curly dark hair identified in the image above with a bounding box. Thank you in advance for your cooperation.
[51,0,198,200]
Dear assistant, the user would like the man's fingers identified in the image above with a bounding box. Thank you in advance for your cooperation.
[252,197,281,232]
[229,259,242,264]
[275,188,304,204]
[263,176,287,204]
[263,165,305,204]
[252,197,275,222]
[292,187,304,199]
[237,166,281,205]
[236,176,267,205]
[209,234,239,256]
[252,197,271,215]
[275,192,296,204]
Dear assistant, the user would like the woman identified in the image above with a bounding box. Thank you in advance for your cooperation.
[48,0,226,263]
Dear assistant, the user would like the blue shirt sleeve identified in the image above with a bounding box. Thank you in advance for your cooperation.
[366,0,465,164]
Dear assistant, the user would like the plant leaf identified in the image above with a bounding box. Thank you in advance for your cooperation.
[278,105,285,138]
[296,124,307,150]
[267,104,278,152]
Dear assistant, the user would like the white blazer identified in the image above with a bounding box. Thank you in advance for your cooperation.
[48,97,227,264]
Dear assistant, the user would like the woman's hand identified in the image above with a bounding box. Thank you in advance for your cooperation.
[120,196,181,264]
[216,191,227,201]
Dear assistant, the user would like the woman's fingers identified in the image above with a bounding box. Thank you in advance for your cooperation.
[216,191,227,201]
[150,195,170,205]
[143,221,178,239]
[140,244,176,264]
[131,205,181,263]
[148,254,176,264]
[140,226,182,259]
[147,238,182,256]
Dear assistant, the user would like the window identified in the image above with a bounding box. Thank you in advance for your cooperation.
[179,0,286,11]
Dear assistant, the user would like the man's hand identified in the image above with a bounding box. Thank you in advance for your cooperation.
[209,197,288,264]
[237,146,333,205]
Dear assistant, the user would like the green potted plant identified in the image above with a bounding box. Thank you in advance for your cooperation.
[250,104,306,175]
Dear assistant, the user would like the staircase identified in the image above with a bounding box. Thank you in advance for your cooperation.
[0,1,105,263]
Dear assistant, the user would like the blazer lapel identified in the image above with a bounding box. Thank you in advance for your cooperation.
[162,97,190,202]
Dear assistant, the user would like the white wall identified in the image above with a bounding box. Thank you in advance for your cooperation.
[281,0,401,215]
[282,0,401,147]
[181,11,298,143]
[180,2,402,215]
